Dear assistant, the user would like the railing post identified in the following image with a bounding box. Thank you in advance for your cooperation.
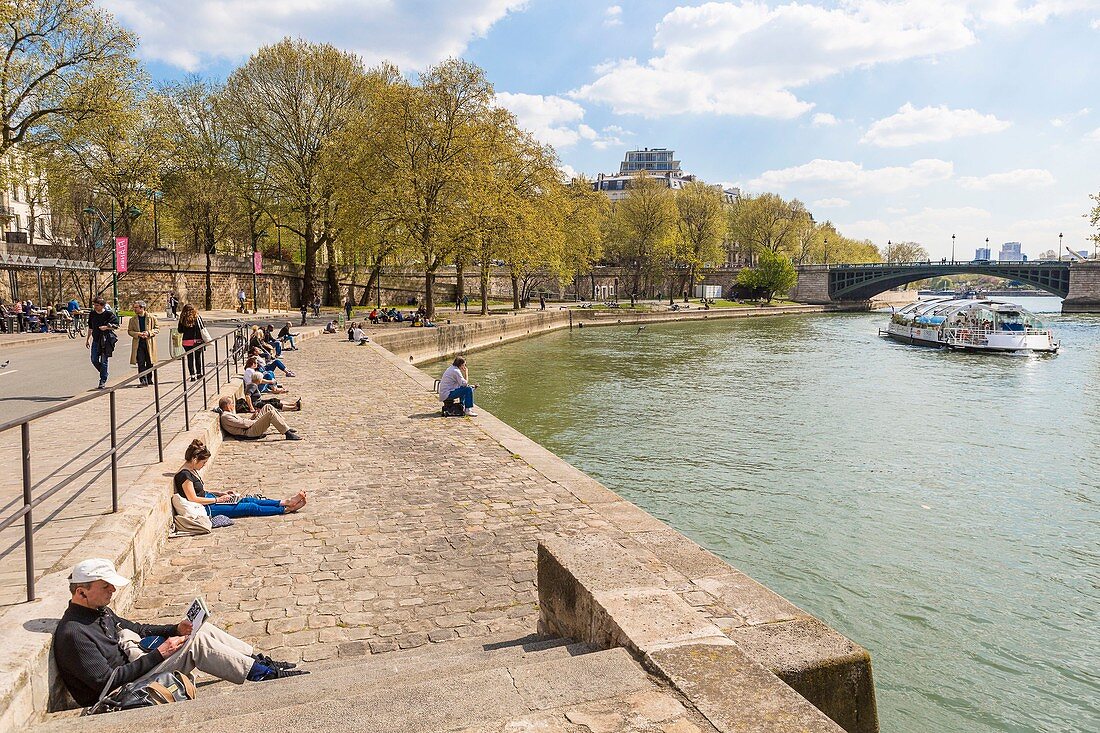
[201,345,208,407]
[109,390,118,513]
[214,338,220,387]
[182,357,190,431]
[153,367,164,463]
[22,423,35,602]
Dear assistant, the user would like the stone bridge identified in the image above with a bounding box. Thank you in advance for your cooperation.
[789,260,1100,312]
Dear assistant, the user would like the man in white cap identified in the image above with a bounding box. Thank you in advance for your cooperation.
[53,559,305,707]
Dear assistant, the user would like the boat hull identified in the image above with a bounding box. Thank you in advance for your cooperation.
[884,324,1058,352]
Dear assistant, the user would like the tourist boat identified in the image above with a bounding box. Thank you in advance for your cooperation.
[883,297,1059,353]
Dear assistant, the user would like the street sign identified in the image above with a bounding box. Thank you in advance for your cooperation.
[115,237,128,273]
[253,251,263,274]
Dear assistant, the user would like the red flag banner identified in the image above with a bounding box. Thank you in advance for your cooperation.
[253,251,263,274]
[115,237,129,273]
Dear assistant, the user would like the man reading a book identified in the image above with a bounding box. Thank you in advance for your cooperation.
[53,559,305,707]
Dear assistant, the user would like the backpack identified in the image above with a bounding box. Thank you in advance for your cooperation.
[171,494,212,535]
[84,670,197,715]
[441,399,465,417]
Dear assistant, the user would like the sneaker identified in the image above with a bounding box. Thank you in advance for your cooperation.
[285,432,303,440]
[252,653,296,670]
[97,381,106,390]
[285,371,296,377]
[464,409,478,417]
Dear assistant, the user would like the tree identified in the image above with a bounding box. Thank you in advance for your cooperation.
[364,58,496,318]
[727,193,808,262]
[737,248,797,303]
[222,39,370,306]
[1,0,138,158]
[1087,192,1100,252]
[881,240,929,263]
[606,173,678,297]
[675,181,727,299]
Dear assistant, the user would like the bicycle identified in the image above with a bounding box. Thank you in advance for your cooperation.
[67,311,87,339]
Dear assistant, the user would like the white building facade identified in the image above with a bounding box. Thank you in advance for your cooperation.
[1,152,52,246]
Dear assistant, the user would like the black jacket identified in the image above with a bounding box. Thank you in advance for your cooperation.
[87,310,118,345]
[53,602,178,706]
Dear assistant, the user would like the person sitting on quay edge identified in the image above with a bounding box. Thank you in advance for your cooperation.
[277,321,298,350]
[350,323,369,345]
[218,396,302,440]
[248,345,295,377]
[243,357,284,395]
[438,356,478,417]
[175,439,305,519]
[244,372,300,412]
[260,324,284,356]
[248,325,275,358]
[368,308,380,324]
[127,301,159,387]
[53,558,305,708]
[323,319,337,334]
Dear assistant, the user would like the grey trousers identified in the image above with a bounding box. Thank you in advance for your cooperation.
[244,405,290,437]
[140,623,255,685]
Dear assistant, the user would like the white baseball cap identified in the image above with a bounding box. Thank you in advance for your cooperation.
[69,559,130,587]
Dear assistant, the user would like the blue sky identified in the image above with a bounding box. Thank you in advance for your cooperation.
[111,0,1100,260]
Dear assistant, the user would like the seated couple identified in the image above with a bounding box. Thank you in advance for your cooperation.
[53,558,307,711]
[346,322,369,345]
[248,346,295,377]
[244,372,301,412]
[175,439,306,518]
[218,395,303,440]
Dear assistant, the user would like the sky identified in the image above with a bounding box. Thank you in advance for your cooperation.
[107,0,1100,260]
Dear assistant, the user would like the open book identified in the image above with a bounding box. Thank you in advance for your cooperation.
[185,597,210,636]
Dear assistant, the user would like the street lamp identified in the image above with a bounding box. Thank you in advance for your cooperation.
[887,240,892,263]
[83,203,141,312]
[951,233,956,263]
[823,237,828,265]
[985,237,989,262]
[252,231,267,314]
[1059,232,1063,260]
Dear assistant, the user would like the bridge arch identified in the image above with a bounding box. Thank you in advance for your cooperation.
[827,262,1070,300]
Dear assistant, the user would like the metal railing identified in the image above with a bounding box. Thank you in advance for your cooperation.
[942,326,1054,346]
[0,323,249,603]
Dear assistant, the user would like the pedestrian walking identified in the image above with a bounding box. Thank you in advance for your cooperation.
[344,297,353,321]
[237,289,247,313]
[311,295,321,318]
[463,294,469,312]
[177,304,206,381]
[85,297,119,389]
[539,295,546,310]
[128,301,159,386]
[299,300,308,326]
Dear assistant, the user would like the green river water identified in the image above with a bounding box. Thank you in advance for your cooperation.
[460,297,1098,733]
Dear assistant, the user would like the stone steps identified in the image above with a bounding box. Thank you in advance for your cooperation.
[30,636,675,733]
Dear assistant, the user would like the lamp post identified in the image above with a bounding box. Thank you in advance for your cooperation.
[951,233,956,263]
[83,203,141,312]
[252,231,266,315]
[985,237,989,262]
[823,237,828,265]
[887,240,892,263]
[1059,232,1063,260]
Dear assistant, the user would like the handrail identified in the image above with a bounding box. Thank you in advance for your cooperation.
[0,321,249,602]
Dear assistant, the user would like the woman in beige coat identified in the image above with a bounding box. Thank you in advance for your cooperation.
[128,301,160,386]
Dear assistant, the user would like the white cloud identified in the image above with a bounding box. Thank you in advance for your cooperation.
[1050,107,1089,127]
[558,163,579,181]
[1087,127,1100,141]
[861,103,1010,147]
[812,113,839,127]
[494,92,631,150]
[572,1,1088,119]
[1092,18,1100,29]
[813,197,850,208]
[749,158,954,193]
[604,5,623,27]
[102,0,528,71]
[958,169,1055,190]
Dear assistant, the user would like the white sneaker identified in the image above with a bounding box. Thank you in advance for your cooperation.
[464,409,478,417]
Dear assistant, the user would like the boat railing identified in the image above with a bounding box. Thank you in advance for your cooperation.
[942,326,1053,344]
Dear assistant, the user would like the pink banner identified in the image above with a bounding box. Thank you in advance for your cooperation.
[253,251,263,274]
[115,237,128,273]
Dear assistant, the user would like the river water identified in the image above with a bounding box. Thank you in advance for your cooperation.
[462,297,1098,733]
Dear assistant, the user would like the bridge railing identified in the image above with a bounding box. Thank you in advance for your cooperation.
[832,260,1067,268]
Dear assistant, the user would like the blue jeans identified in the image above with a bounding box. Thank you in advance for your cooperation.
[281,334,296,349]
[204,493,284,518]
[90,340,109,383]
[268,358,288,374]
[447,386,474,408]
[268,341,282,356]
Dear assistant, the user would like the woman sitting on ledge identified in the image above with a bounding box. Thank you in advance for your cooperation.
[174,440,306,518]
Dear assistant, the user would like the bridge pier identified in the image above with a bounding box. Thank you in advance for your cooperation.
[789,265,831,304]
[1063,261,1100,312]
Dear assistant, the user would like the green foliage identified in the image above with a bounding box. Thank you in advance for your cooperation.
[1088,192,1100,246]
[737,249,797,302]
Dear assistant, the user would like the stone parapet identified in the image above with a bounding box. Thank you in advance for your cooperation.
[1063,261,1100,312]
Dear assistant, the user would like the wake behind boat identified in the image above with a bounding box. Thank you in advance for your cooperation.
[883,297,1058,353]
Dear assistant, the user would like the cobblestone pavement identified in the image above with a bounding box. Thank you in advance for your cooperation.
[129,333,622,663]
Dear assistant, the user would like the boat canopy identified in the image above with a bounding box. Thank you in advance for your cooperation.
[893,298,1047,330]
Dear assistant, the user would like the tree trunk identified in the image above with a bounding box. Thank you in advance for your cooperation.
[302,218,317,306]
[325,239,338,306]
[204,251,213,311]
[424,269,436,319]
[360,267,379,306]
[480,264,490,316]
[455,259,465,305]
[511,274,520,310]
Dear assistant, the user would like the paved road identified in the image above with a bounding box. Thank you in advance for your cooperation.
[0,313,304,425]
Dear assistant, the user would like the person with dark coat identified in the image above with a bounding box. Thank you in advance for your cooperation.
[85,298,119,389]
